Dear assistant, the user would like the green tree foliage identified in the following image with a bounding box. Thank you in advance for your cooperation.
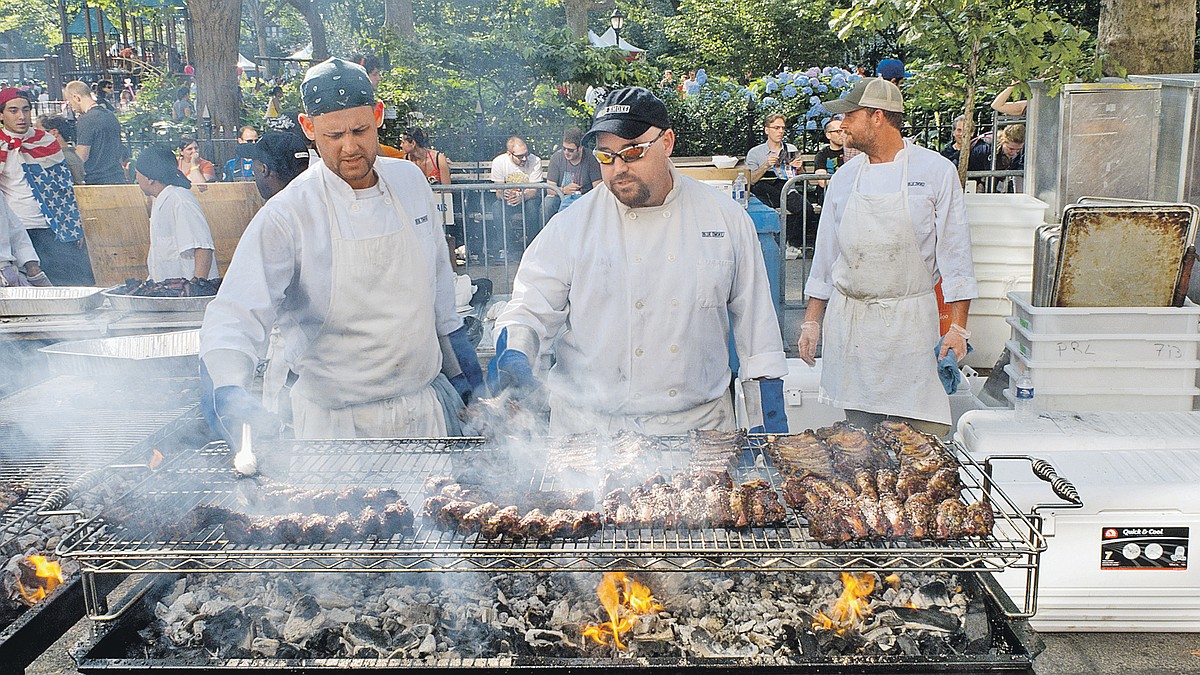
[832,0,1100,184]
[663,0,845,80]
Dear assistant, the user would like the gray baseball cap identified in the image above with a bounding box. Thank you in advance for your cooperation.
[824,77,904,114]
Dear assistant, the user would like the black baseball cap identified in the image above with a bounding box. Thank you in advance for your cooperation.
[240,132,310,175]
[582,86,671,146]
[134,145,191,189]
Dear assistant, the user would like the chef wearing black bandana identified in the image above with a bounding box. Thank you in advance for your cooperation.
[198,57,483,447]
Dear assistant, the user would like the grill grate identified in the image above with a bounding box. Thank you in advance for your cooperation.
[58,436,1046,579]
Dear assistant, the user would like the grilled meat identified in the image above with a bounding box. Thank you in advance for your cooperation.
[481,505,521,540]
[602,488,631,525]
[904,493,934,539]
[704,484,736,528]
[965,499,995,537]
[422,475,457,495]
[459,502,498,535]
[925,468,961,502]
[934,499,970,540]
[433,500,477,531]
[380,502,415,535]
[853,469,878,501]
[688,428,746,472]
[547,509,604,538]
[743,479,787,527]
[820,422,895,475]
[518,509,551,540]
[766,432,835,478]
[301,515,331,544]
[895,467,928,500]
[0,482,29,516]
[114,276,221,297]
[875,468,897,494]
[878,493,910,538]
[856,494,888,537]
[547,432,603,481]
[605,430,661,488]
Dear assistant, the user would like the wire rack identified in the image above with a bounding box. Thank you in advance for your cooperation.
[58,435,1048,580]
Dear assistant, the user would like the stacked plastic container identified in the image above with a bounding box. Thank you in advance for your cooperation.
[1004,291,1200,411]
[962,194,1049,368]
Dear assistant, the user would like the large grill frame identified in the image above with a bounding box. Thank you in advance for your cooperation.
[58,435,1062,617]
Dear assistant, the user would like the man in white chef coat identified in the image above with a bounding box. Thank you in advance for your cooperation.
[0,197,40,286]
[797,78,977,436]
[199,57,483,445]
[133,146,218,282]
[490,86,788,435]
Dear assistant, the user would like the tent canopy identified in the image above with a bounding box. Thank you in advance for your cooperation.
[288,44,313,61]
[67,8,119,36]
[237,54,258,70]
[587,28,644,53]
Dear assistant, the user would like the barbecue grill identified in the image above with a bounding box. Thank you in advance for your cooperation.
[58,434,1079,619]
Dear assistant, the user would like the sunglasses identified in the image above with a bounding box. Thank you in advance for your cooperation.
[510,152,529,161]
[592,128,667,165]
[563,145,580,154]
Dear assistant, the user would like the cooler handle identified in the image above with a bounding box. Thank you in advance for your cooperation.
[983,455,1084,514]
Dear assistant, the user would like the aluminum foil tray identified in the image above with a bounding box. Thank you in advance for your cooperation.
[102,287,215,313]
[0,287,105,316]
[39,330,200,379]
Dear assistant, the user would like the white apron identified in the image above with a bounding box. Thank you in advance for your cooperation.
[819,151,950,425]
[290,170,447,439]
[548,391,735,436]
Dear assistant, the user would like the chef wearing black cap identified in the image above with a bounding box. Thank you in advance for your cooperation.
[134,145,218,282]
[199,57,483,446]
[490,87,788,435]
[239,131,311,200]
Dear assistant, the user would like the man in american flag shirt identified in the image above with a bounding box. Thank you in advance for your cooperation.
[0,88,95,285]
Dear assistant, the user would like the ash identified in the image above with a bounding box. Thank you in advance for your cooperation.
[134,570,996,662]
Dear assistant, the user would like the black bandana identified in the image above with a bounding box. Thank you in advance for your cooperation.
[301,57,375,116]
[134,145,191,189]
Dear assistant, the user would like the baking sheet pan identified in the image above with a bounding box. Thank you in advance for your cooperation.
[1052,204,1197,307]
[39,330,200,379]
[102,287,216,313]
[0,287,105,316]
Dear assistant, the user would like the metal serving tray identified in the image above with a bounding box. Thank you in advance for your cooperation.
[0,287,105,316]
[102,287,215,313]
[56,434,1071,616]
[39,330,200,379]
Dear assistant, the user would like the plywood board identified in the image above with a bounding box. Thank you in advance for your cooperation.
[75,182,263,286]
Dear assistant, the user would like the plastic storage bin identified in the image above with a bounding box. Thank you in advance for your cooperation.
[1007,316,1200,362]
[1009,291,1200,335]
[781,358,845,432]
[1002,364,1199,411]
[964,193,1050,228]
[1006,340,1200,389]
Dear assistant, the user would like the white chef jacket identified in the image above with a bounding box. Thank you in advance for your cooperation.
[806,142,978,303]
[496,169,787,417]
[0,197,37,267]
[147,185,218,281]
[490,153,543,184]
[0,141,48,230]
[199,158,462,390]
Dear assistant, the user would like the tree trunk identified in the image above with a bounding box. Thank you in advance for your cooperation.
[247,0,273,78]
[563,0,612,40]
[383,0,415,39]
[1098,0,1197,75]
[284,0,329,61]
[187,0,242,157]
[957,35,981,188]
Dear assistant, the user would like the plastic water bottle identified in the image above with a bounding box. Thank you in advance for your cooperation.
[1014,373,1036,423]
[732,172,748,207]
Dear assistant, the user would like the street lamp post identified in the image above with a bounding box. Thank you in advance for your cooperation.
[609,9,625,50]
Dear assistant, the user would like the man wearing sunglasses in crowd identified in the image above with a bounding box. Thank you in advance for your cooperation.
[542,126,602,220]
[484,135,544,262]
[488,87,788,436]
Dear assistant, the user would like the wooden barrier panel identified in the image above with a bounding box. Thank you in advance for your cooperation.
[75,182,263,286]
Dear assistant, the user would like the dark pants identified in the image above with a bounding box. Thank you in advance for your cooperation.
[482,195,544,259]
[752,179,818,248]
[28,229,96,286]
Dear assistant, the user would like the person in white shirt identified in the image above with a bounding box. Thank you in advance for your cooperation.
[0,197,41,286]
[481,135,543,262]
[198,57,483,448]
[490,87,788,435]
[133,146,218,282]
[798,78,977,436]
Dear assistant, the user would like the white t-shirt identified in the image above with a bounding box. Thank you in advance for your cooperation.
[0,143,49,230]
[490,152,543,184]
[147,185,218,281]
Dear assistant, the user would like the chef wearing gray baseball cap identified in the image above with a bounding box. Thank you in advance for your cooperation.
[489,86,788,436]
[799,76,978,437]
[199,57,483,448]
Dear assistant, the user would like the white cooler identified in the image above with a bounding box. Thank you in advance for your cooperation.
[955,409,1200,631]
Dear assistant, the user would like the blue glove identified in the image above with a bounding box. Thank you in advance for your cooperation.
[446,324,485,403]
[486,327,536,397]
[934,336,974,395]
[746,378,789,434]
[200,362,281,450]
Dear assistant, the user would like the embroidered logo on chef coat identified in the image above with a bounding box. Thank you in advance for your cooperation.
[908,181,926,188]
[701,231,725,238]
[414,214,429,225]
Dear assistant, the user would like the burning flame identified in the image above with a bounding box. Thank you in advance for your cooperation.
[581,572,662,650]
[813,572,876,633]
[17,555,64,605]
[149,448,164,471]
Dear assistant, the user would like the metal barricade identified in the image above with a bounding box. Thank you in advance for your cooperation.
[432,182,565,294]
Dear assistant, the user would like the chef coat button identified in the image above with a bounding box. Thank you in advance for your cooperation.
[351,204,360,212]
[627,212,638,220]
[664,211,672,218]
[671,299,679,307]
[669,389,677,397]
[670,344,679,353]
[635,301,644,310]
[633,393,642,400]
[384,198,392,205]
[635,348,644,357]
[667,254,676,262]
[634,256,643,263]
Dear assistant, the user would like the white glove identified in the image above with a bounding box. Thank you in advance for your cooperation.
[26,271,52,287]
[798,320,820,366]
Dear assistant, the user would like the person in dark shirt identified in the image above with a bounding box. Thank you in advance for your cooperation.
[542,126,602,219]
[939,114,992,173]
[65,80,126,184]
[95,80,116,112]
[812,117,846,203]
